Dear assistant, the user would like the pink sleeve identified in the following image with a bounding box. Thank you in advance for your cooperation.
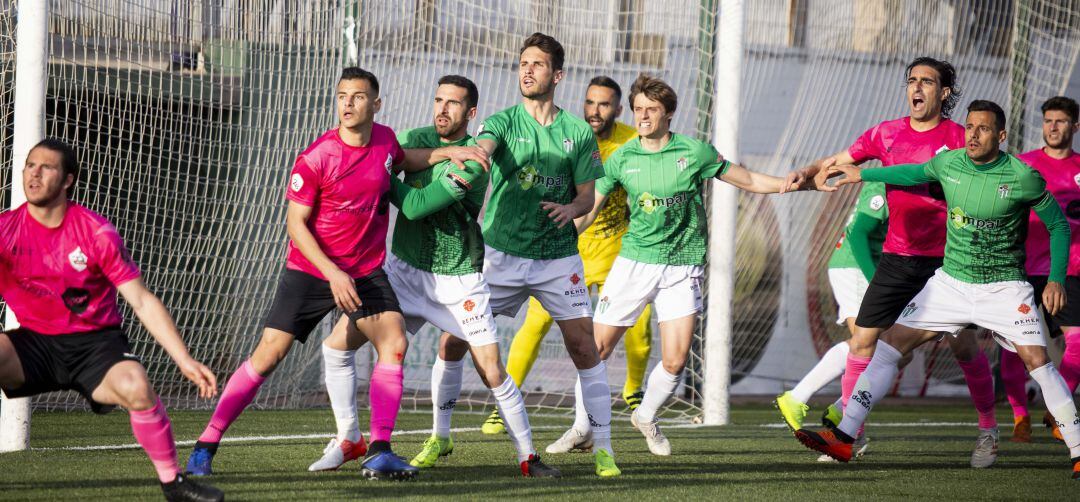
[847,125,881,163]
[391,135,405,167]
[286,156,320,206]
[94,224,141,287]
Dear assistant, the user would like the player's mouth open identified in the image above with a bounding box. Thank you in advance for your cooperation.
[912,97,925,109]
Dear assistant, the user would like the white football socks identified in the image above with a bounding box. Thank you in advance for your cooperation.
[578,362,613,455]
[791,341,849,403]
[636,365,681,422]
[837,342,901,438]
[492,376,534,462]
[1029,362,1080,458]
[430,357,464,438]
[322,344,360,443]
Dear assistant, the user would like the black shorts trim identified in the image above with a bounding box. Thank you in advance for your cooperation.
[2,327,138,414]
[855,253,943,329]
[264,268,402,343]
[1027,275,1080,336]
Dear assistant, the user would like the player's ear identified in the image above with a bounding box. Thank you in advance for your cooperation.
[553,69,565,85]
[466,106,477,121]
[998,127,1007,144]
[374,96,382,113]
[615,104,623,117]
[63,173,75,193]
[942,86,951,102]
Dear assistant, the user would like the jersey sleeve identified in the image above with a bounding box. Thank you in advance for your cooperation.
[847,125,882,163]
[93,223,141,287]
[861,162,935,185]
[390,161,487,219]
[476,112,508,151]
[573,133,604,185]
[855,182,889,221]
[286,156,320,206]
[696,141,731,181]
[396,128,419,149]
[389,132,406,167]
[1032,191,1070,283]
[595,152,622,196]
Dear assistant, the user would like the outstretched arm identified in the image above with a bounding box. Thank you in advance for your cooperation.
[400,142,492,173]
[389,163,483,220]
[719,163,806,193]
[785,149,858,192]
[117,279,217,398]
[829,162,933,188]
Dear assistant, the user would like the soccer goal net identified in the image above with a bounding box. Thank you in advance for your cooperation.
[0,0,1078,427]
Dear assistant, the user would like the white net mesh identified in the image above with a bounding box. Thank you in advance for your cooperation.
[0,1,1078,421]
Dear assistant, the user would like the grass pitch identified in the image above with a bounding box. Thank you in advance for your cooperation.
[0,402,1075,500]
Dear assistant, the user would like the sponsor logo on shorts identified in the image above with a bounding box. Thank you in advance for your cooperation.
[571,301,589,307]
[466,327,488,336]
[1014,317,1039,326]
[852,390,873,409]
[463,299,476,312]
[998,184,1011,199]
[597,295,610,314]
[439,399,457,411]
[570,273,581,285]
[1018,303,1031,315]
[68,247,88,272]
[565,287,587,297]
[290,173,304,192]
[461,314,485,325]
[1022,330,1040,335]
[901,302,917,318]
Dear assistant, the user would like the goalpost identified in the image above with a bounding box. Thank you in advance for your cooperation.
[0,0,1079,450]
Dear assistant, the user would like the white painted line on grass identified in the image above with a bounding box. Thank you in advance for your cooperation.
[759,422,977,428]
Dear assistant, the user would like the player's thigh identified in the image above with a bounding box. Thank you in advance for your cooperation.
[91,360,155,409]
[352,311,408,357]
[652,264,704,324]
[385,256,437,336]
[263,269,338,345]
[855,254,939,330]
[529,253,592,322]
[657,313,697,373]
[828,267,868,326]
[1013,343,1053,372]
[593,322,630,360]
[250,327,300,374]
[972,279,1048,355]
[0,332,26,389]
[484,246,532,317]
[945,328,982,361]
[326,314,369,351]
[879,324,943,354]
[889,270,971,342]
[594,257,661,328]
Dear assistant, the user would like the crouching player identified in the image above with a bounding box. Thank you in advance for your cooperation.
[0,139,223,502]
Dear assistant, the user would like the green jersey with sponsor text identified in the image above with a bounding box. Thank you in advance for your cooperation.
[863,148,1066,284]
[828,182,888,269]
[477,104,604,259]
[391,126,487,275]
[596,133,729,266]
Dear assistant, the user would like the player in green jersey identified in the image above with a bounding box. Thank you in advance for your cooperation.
[801,100,1080,478]
[310,76,559,477]
[570,74,811,455]
[402,33,621,477]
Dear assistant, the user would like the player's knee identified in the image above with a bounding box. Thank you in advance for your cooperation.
[377,334,409,360]
[661,357,686,375]
[113,372,156,410]
[441,335,470,361]
[1020,351,1050,372]
[848,329,878,356]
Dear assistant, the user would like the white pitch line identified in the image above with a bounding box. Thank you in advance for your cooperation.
[36,420,977,452]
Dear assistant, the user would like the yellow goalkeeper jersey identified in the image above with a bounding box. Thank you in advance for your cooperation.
[580,121,636,243]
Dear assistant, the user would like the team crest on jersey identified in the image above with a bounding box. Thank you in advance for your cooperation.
[1018,303,1031,315]
[563,138,574,153]
[290,173,304,192]
[676,157,688,171]
[68,247,88,272]
[869,195,885,211]
[384,153,394,174]
[998,184,1010,199]
[463,299,476,313]
[1073,173,1080,188]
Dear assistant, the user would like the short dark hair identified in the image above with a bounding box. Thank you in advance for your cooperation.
[629,74,677,115]
[588,76,622,101]
[968,100,1007,131]
[906,57,961,118]
[31,138,79,184]
[520,32,565,71]
[437,74,479,110]
[1042,96,1079,123]
[339,66,379,95]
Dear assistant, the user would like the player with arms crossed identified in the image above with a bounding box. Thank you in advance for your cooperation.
[186,68,418,480]
[778,57,1000,467]
[417,33,620,477]
[810,100,1080,478]
[570,74,809,455]
[999,96,1080,443]
[483,76,656,440]
[0,139,223,502]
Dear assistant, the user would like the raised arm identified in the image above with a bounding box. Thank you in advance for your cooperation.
[1033,192,1071,315]
[389,162,484,219]
[286,201,360,312]
[117,279,217,398]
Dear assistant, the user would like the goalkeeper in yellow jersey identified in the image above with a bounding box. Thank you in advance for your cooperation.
[482,76,654,436]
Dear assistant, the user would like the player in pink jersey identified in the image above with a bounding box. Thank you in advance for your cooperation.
[1000,96,1080,443]
[782,57,1000,468]
[186,67,419,480]
[0,139,222,502]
